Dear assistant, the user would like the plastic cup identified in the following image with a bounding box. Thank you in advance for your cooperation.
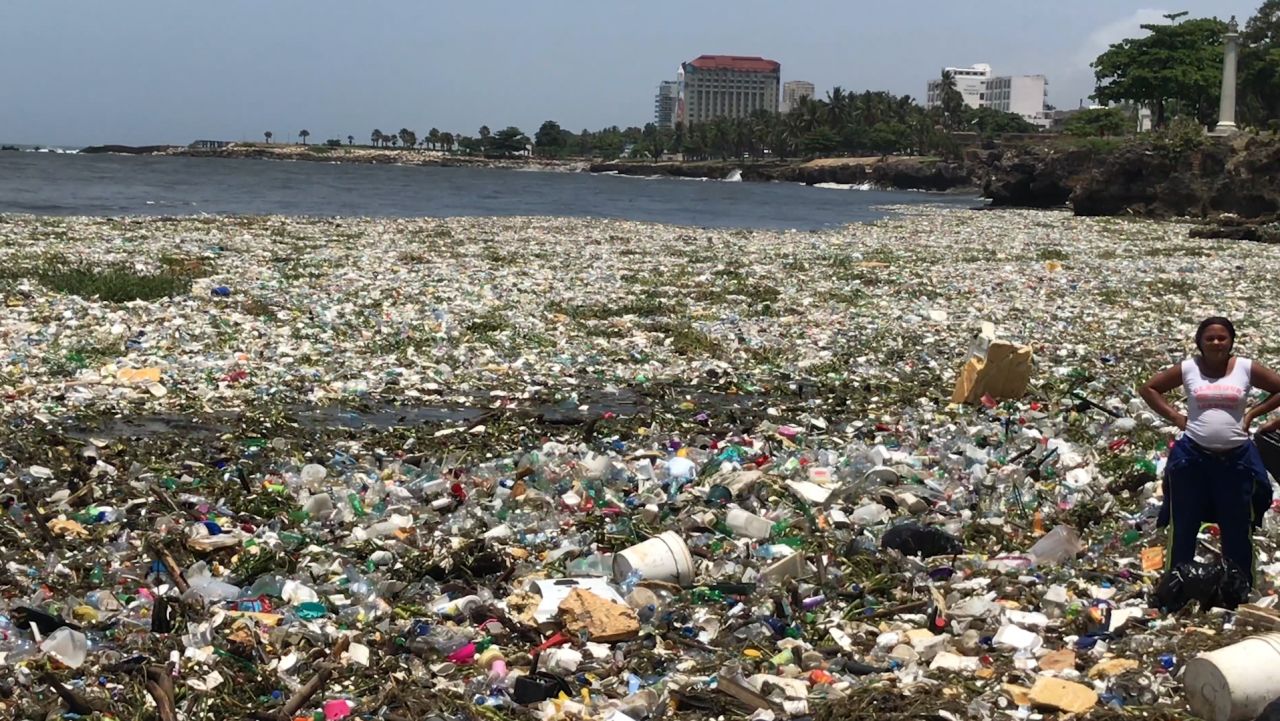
[613,531,695,586]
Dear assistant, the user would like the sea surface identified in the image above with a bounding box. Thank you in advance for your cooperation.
[0,151,978,230]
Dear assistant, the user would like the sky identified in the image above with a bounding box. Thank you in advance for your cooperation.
[0,0,1256,147]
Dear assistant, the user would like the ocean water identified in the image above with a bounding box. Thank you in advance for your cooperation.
[0,151,979,230]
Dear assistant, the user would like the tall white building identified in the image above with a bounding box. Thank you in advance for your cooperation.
[654,81,679,129]
[678,55,780,125]
[985,75,1049,127]
[781,80,815,113]
[926,63,991,109]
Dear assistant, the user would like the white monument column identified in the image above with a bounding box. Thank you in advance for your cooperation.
[1212,16,1241,136]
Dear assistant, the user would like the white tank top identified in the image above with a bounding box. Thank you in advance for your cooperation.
[1182,356,1252,450]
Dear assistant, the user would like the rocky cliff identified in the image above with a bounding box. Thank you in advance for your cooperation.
[979,134,1280,222]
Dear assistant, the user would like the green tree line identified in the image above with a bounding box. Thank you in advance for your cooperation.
[1090,2,1280,130]
[265,3,1280,161]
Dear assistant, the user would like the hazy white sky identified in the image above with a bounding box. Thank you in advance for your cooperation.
[0,0,1253,146]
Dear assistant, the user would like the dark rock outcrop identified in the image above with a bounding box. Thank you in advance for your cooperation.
[868,160,971,191]
[976,146,1086,208]
[79,145,178,155]
[978,134,1280,220]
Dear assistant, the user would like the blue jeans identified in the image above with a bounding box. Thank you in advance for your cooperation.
[1161,435,1270,584]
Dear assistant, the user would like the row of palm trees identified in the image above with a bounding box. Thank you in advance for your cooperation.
[666,88,958,160]
[369,128,458,150]
[259,126,474,152]
[262,130,311,144]
[661,83,1040,161]
[255,83,1033,160]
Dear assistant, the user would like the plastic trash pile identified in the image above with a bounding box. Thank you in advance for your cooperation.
[2,208,1280,720]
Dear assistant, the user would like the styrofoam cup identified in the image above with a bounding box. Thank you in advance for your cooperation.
[1185,633,1280,721]
[613,531,695,586]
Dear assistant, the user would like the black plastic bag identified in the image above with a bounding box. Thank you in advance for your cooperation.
[1256,697,1280,721]
[1152,560,1250,612]
[880,523,964,558]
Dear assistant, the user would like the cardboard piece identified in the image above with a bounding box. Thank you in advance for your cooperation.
[530,577,626,624]
[1088,658,1139,679]
[1141,546,1165,572]
[1028,677,1098,715]
[557,588,640,642]
[117,367,162,384]
[1003,684,1032,707]
[1038,648,1077,673]
[951,325,1033,405]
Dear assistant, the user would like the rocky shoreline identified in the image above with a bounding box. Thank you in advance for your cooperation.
[598,134,1280,238]
[78,136,1280,236]
[590,157,974,192]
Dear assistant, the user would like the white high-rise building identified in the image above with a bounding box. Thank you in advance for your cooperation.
[654,81,679,129]
[984,75,1050,127]
[781,80,815,113]
[926,63,991,109]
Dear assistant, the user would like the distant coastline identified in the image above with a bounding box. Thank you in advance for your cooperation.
[74,142,976,192]
[78,143,588,172]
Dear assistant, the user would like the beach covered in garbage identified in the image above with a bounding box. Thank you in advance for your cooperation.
[2,206,1280,721]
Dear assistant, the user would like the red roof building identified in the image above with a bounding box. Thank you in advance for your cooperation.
[687,55,781,74]
[678,55,782,125]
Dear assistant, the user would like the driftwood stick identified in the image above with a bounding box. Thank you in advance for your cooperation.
[257,636,351,721]
[145,666,178,721]
[147,540,190,594]
[39,672,94,715]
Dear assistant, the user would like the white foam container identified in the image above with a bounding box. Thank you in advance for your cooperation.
[613,531,695,586]
[1185,633,1280,721]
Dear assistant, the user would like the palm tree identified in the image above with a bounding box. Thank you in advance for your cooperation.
[428,128,441,151]
[298,129,310,145]
[795,97,826,134]
[264,131,273,144]
[783,113,808,157]
[939,71,965,130]
[478,125,491,151]
[371,129,383,147]
[825,86,852,128]
[347,135,354,146]
[440,132,454,152]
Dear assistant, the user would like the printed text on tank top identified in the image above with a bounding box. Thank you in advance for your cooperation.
[1182,356,1252,451]
[1192,358,1242,410]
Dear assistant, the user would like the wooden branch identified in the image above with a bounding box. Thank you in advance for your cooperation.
[20,484,61,549]
[1237,604,1280,631]
[256,636,351,721]
[145,667,178,721]
[147,539,190,594]
[39,672,94,715]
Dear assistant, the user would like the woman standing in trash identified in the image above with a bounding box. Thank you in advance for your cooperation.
[1140,317,1280,590]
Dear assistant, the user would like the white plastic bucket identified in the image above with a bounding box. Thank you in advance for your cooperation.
[1185,633,1280,721]
[725,509,773,540]
[613,531,695,586]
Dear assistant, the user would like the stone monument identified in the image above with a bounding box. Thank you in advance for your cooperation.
[1211,16,1241,136]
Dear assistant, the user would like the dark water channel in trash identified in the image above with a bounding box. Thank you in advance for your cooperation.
[0,152,978,230]
[57,388,771,441]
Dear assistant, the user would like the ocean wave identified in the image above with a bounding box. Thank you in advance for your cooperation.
[812,181,875,191]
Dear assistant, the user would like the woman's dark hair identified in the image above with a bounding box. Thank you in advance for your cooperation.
[1195,316,1236,353]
